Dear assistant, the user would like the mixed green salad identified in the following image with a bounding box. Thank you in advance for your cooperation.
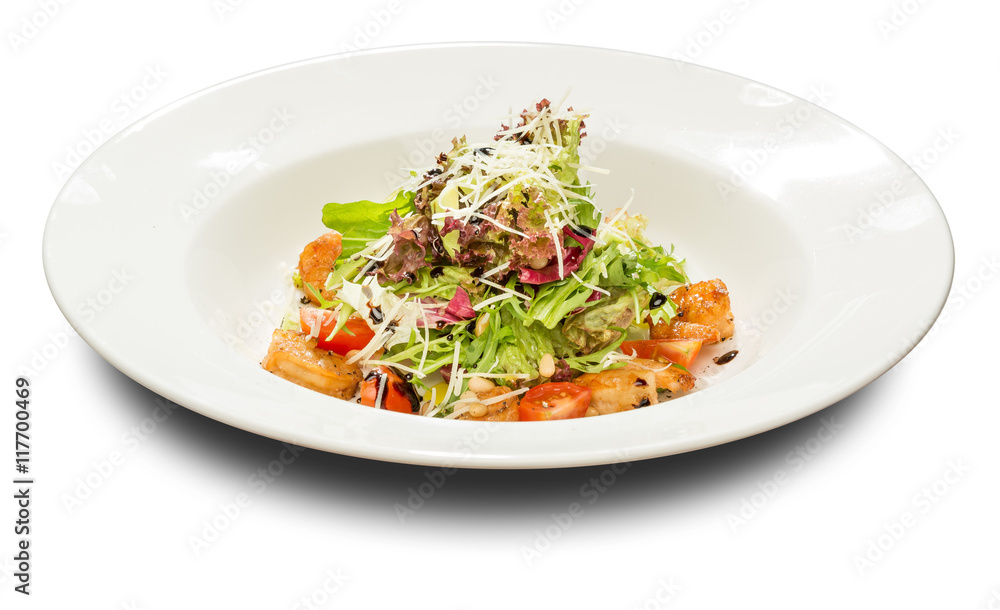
[281,100,696,418]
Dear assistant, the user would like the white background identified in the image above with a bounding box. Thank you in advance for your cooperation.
[4,0,999,608]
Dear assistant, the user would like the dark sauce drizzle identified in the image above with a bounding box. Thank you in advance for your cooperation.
[364,367,421,413]
[714,350,739,365]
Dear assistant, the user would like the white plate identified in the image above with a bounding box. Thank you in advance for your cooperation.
[43,43,953,469]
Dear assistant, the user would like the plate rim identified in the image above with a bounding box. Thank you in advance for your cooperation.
[43,41,955,469]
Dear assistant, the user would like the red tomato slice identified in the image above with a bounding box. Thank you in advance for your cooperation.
[359,366,421,414]
[299,308,376,355]
[619,339,702,369]
[518,382,592,421]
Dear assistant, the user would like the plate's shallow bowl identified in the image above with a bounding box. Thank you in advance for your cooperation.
[43,43,953,468]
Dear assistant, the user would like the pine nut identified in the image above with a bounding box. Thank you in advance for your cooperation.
[468,403,488,418]
[528,257,549,269]
[460,390,478,401]
[467,376,494,393]
[539,353,556,378]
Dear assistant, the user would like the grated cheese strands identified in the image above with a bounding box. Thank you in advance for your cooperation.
[473,291,518,311]
[424,397,448,419]
[570,272,610,296]
[476,278,532,302]
[600,350,637,369]
[623,359,673,373]
[301,308,322,339]
[544,208,565,280]
[460,371,532,380]
[435,339,464,409]
[363,360,426,378]
[478,386,530,405]
[569,163,611,175]
[347,296,407,365]
[597,189,636,249]
[480,261,510,279]
[468,213,530,238]
[352,234,393,262]
[363,237,398,262]
[373,372,388,410]
[410,102,599,243]
[417,303,430,372]
[423,386,438,415]
[443,386,532,419]
[443,408,468,420]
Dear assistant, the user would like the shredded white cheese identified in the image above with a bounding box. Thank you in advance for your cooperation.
[480,261,510,279]
[472,291,518,311]
[570,272,610,296]
[443,387,531,419]
[476,278,532,302]
[362,360,426,379]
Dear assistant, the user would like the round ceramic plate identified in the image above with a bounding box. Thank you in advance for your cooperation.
[43,43,953,468]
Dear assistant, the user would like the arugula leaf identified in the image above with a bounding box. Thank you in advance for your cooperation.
[321,191,416,259]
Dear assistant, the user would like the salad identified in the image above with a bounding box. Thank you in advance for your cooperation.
[261,99,735,421]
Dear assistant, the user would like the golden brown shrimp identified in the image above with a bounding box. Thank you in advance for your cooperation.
[651,279,734,344]
[573,358,695,415]
[456,385,521,422]
[298,231,342,305]
[261,329,362,399]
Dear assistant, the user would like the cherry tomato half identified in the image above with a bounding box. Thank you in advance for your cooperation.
[359,366,421,414]
[518,382,592,421]
[619,339,702,369]
[299,308,376,355]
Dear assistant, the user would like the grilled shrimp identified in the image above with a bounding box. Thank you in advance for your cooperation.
[641,358,697,394]
[262,329,362,399]
[456,385,521,422]
[653,320,721,344]
[651,279,734,344]
[573,358,695,415]
[298,231,342,305]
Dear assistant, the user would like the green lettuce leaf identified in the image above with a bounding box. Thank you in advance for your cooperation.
[571,197,602,231]
[562,289,635,353]
[548,115,584,185]
[388,265,476,300]
[321,191,416,259]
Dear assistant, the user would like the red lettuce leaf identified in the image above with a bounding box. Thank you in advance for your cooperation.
[444,287,476,320]
[381,211,434,282]
[517,225,596,284]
